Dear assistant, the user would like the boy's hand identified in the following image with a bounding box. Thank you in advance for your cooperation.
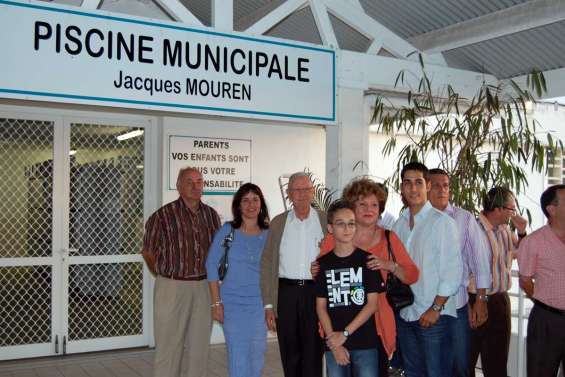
[326,331,346,349]
[332,346,350,366]
[310,261,320,278]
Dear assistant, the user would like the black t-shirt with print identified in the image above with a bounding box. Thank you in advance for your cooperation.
[315,248,385,351]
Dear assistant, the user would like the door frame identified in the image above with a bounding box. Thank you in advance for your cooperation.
[0,103,160,360]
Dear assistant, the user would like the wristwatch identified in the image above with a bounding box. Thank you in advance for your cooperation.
[431,303,444,312]
[478,294,489,302]
[343,329,350,338]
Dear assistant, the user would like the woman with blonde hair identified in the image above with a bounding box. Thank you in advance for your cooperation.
[313,178,419,374]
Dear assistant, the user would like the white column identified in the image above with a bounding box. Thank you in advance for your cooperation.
[212,0,233,31]
[325,85,370,194]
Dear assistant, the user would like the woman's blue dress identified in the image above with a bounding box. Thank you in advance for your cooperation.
[206,223,268,377]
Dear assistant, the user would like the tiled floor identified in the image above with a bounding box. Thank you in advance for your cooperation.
[0,341,283,377]
[0,341,487,377]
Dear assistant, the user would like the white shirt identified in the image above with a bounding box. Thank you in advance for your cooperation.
[278,208,324,280]
[392,201,463,321]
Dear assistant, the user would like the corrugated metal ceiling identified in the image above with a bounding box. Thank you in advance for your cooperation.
[329,13,372,53]
[444,20,565,79]
[359,0,529,38]
[179,0,211,26]
[265,5,322,46]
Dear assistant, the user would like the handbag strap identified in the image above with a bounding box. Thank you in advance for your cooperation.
[384,230,397,263]
[222,223,235,255]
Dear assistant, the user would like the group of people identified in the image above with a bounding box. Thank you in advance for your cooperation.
[142,163,565,377]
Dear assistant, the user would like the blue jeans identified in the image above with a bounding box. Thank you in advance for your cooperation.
[397,314,454,377]
[325,348,379,377]
[451,305,470,377]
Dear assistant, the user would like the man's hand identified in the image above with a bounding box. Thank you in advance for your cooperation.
[332,346,350,366]
[511,214,528,234]
[469,300,488,329]
[265,308,277,332]
[326,331,346,350]
[211,304,224,324]
[419,308,441,328]
[310,261,320,278]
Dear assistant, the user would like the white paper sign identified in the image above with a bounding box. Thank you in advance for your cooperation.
[169,135,251,194]
[0,0,336,124]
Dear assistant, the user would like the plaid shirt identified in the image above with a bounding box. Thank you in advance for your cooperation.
[143,198,221,279]
[518,225,565,310]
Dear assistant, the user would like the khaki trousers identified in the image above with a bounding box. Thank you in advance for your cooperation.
[153,276,212,377]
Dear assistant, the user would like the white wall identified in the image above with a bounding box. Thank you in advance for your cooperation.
[161,115,326,343]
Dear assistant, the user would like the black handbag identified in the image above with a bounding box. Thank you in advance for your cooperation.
[218,225,235,282]
[384,230,414,312]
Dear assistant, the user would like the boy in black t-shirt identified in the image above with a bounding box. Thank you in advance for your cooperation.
[315,200,385,377]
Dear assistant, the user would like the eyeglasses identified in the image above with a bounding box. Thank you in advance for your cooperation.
[289,187,313,193]
[332,222,356,230]
[503,206,517,214]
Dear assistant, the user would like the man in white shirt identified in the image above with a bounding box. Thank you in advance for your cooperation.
[260,172,327,377]
[392,162,463,377]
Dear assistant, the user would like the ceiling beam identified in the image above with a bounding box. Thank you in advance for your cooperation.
[152,0,203,25]
[81,0,101,10]
[410,0,565,54]
[323,0,418,58]
[212,0,233,31]
[309,0,338,48]
[245,0,307,35]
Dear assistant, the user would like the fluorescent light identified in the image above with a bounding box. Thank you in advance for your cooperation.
[117,129,144,141]
[69,150,77,156]
[136,165,144,169]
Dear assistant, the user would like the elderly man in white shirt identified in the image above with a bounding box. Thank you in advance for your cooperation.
[392,162,463,377]
[260,172,327,377]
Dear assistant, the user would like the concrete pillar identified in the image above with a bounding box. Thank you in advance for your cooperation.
[325,86,370,195]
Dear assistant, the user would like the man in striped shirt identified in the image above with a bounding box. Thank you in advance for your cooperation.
[143,167,221,377]
[428,169,492,377]
[471,187,527,377]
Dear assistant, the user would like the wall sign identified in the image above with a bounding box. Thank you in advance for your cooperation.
[0,0,336,124]
[169,135,251,194]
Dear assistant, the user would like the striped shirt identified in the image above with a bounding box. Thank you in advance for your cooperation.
[476,213,517,294]
[518,225,565,310]
[444,204,492,308]
[143,198,221,279]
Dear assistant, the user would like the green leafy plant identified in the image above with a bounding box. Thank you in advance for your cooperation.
[304,169,336,211]
[372,56,563,215]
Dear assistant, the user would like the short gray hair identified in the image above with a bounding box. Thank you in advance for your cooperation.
[288,172,311,190]
[176,166,202,188]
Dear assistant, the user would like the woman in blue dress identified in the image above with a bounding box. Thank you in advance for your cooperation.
[206,182,270,377]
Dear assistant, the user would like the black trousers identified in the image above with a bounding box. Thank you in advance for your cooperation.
[469,292,511,377]
[527,302,565,377]
[276,281,323,377]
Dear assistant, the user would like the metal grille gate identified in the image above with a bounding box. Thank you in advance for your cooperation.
[0,114,148,360]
